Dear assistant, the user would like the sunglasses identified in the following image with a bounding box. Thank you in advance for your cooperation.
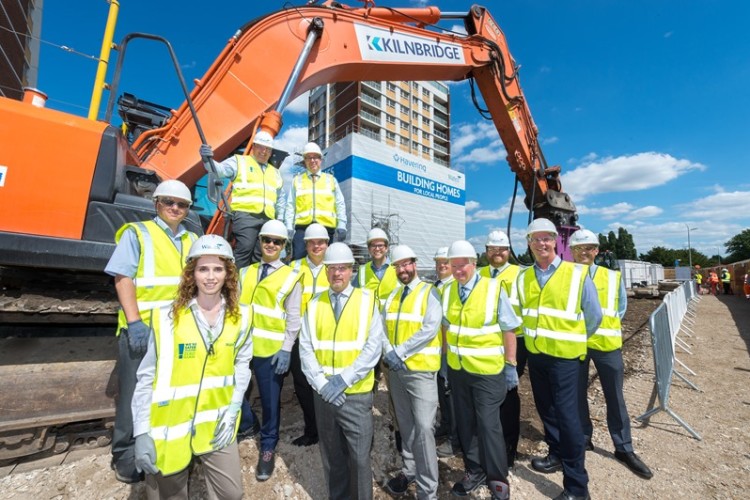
[158,198,190,209]
[261,236,285,246]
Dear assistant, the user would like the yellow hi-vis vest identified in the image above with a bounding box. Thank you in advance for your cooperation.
[722,271,731,283]
[442,277,506,375]
[589,266,623,352]
[292,258,330,316]
[480,264,523,337]
[434,276,454,298]
[305,288,376,394]
[292,172,337,228]
[518,261,588,359]
[114,220,197,331]
[239,263,301,357]
[148,304,251,476]
[383,281,441,371]
[230,155,282,217]
[358,263,399,308]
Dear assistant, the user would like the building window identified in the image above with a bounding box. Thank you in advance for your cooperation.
[386,115,396,124]
[423,117,430,126]
[387,98,396,108]
[400,121,409,130]
[387,82,397,92]
[400,136,409,146]
[387,131,396,141]
[412,111,419,120]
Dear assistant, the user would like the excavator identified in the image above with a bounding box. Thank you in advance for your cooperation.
[0,1,577,460]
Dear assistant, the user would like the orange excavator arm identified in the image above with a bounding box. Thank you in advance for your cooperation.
[129,2,576,228]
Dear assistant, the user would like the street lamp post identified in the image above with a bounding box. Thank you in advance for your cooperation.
[686,224,697,269]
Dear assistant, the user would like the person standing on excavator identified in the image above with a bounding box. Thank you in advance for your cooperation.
[105,180,198,484]
[200,131,284,268]
[284,142,347,260]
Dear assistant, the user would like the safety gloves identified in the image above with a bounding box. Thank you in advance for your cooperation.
[271,349,292,374]
[127,320,150,356]
[320,374,347,407]
[335,228,347,242]
[384,350,407,372]
[503,363,519,391]
[134,434,159,475]
[210,402,242,450]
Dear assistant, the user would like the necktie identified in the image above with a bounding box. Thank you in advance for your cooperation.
[435,279,442,288]
[332,293,342,321]
[460,286,469,304]
[400,285,410,304]
[311,174,319,182]
[259,263,271,281]
[491,268,499,278]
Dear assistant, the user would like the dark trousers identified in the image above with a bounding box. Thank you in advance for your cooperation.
[529,352,588,497]
[247,355,285,451]
[231,211,269,268]
[291,226,335,260]
[436,367,460,449]
[112,332,146,477]
[499,338,527,456]
[289,340,317,438]
[448,367,508,484]
[578,348,633,452]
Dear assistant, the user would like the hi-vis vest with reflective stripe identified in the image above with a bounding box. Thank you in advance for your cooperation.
[384,281,441,372]
[442,277,506,375]
[292,258,329,315]
[239,263,301,357]
[306,289,376,394]
[293,173,337,228]
[518,261,588,359]
[589,266,623,352]
[358,263,399,308]
[149,304,251,476]
[434,276,454,298]
[480,264,523,337]
[230,155,282,217]
[114,220,197,331]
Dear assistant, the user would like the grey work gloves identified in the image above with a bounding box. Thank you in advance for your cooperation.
[210,402,241,450]
[200,144,213,159]
[127,320,150,356]
[134,434,159,475]
[504,363,519,391]
[271,349,291,375]
[384,350,407,372]
[334,228,347,242]
[320,374,347,406]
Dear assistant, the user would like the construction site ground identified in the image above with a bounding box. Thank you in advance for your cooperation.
[1,293,749,499]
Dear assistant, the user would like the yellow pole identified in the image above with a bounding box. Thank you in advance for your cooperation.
[87,0,120,120]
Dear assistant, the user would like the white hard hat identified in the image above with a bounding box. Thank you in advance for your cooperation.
[526,218,558,237]
[434,246,449,261]
[253,130,274,148]
[324,242,355,265]
[486,230,510,247]
[722,268,728,272]
[187,234,234,262]
[569,229,599,247]
[304,223,330,241]
[367,228,389,244]
[391,245,417,264]
[302,142,323,157]
[448,240,477,260]
[259,219,288,239]
[153,180,192,203]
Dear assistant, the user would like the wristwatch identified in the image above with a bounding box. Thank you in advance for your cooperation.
[506,359,518,366]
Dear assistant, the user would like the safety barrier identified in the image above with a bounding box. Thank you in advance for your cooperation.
[636,280,702,440]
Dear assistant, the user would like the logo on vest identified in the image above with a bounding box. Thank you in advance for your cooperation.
[178,342,197,359]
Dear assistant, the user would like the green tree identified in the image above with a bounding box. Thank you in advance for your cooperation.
[639,246,677,267]
[725,229,750,262]
[596,227,637,260]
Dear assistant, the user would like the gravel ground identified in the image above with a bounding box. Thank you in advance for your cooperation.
[2,294,749,499]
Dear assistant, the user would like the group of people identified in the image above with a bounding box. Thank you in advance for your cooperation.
[696,267,734,296]
[104,136,653,500]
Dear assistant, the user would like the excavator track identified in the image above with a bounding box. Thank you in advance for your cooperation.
[0,266,119,461]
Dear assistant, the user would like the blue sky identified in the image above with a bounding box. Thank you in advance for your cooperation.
[37,0,749,259]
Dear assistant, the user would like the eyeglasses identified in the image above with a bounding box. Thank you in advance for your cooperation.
[158,198,190,210]
[305,155,322,161]
[528,236,555,245]
[261,236,285,246]
[369,243,387,250]
[393,260,415,271]
[327,265,352,273]
[573,245,598,253]
[486,247,509,254]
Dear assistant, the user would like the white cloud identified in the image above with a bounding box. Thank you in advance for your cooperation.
[563,152,706,199]
[275,126,309,186]
[451,121,499,156]
[465,200,481,212]
[677,191,750,220]
[284,91,310,115]
[588,202,663,221]
[628,205,663,219]
[596,202,634,220]
[604,220,743,256]
[466,207,508,223]
[449,23,468,36]
[541,136,559,145]
[664,31,673,38]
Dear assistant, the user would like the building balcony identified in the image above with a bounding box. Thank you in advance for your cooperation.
[433,129,449,141]
[433,143,448,154]
[361,93,381,107]
[362,81,382,92]
[433,101,448,114]
[360,109,382,125]
[433,115,448,127]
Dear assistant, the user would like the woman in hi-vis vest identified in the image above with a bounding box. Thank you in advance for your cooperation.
[132,235,253,500]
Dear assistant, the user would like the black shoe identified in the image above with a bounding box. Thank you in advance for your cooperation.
[385,472,415,495]
[451,471,486,496]
[238,421,260,441]
[256,450,275,481]
[434,424,451,439]
[584,436,594,451]
[291,434,319,447]
[553,490,590,500]
[614,450,653,479]
[531,454,563,473]
[114,468,144,484]
[506,442,518,467]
